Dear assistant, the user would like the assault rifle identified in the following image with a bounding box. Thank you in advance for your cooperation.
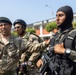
[39,46,59,75]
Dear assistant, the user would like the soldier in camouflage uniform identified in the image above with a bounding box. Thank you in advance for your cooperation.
[0,17,49,75]
[0,17,25,75]
[13,19,48,75]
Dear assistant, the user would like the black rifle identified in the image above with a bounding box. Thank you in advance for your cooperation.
[39,46,59,75]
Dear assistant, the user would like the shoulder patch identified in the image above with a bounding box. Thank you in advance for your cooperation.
[68,28,76,34]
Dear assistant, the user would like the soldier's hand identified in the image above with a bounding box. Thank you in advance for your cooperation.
[36,59,43,68]
[54,43,65,54]
[46,39,50,46]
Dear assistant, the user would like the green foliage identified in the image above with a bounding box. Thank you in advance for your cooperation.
[11,31,18,36]
[26,28,36,33]
[73,22,76,28]
[45,22,58,32]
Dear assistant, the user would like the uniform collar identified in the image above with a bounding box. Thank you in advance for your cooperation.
[0,34,15,45]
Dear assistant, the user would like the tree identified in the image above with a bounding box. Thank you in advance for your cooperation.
[73,22,76,28]
[26,28,36,33]
[45,22,58,32]
[11,31,17,36]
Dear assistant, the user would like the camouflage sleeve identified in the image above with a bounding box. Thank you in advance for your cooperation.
[68,50,76,62]
[28,52,40,62]
[29,34,40,44]
[30,42,47,52]
[27,34,45,62]
[28,42,47,62]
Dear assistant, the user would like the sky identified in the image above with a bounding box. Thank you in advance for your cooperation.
[0,0,76,25]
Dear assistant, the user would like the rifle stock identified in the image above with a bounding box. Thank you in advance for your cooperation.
[39,55,47,75]
[39,46,58,75]
[39,53,53,75]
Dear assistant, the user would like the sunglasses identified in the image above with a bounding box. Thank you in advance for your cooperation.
[14,26,21,29]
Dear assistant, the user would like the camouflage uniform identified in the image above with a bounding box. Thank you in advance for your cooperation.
[0,34,23,75]
[19,33,47,75]
[19,33,43,62]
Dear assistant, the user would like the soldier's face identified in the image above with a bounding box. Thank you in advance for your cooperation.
[14,23,23,35]
[0,22,12,36]
[56,11,66,26]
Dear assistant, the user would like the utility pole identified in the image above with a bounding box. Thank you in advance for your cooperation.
[45,5,53,22]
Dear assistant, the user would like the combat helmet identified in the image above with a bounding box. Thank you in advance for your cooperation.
[13,19,27,29]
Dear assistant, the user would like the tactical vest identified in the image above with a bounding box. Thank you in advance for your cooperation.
[50,28,76,75]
